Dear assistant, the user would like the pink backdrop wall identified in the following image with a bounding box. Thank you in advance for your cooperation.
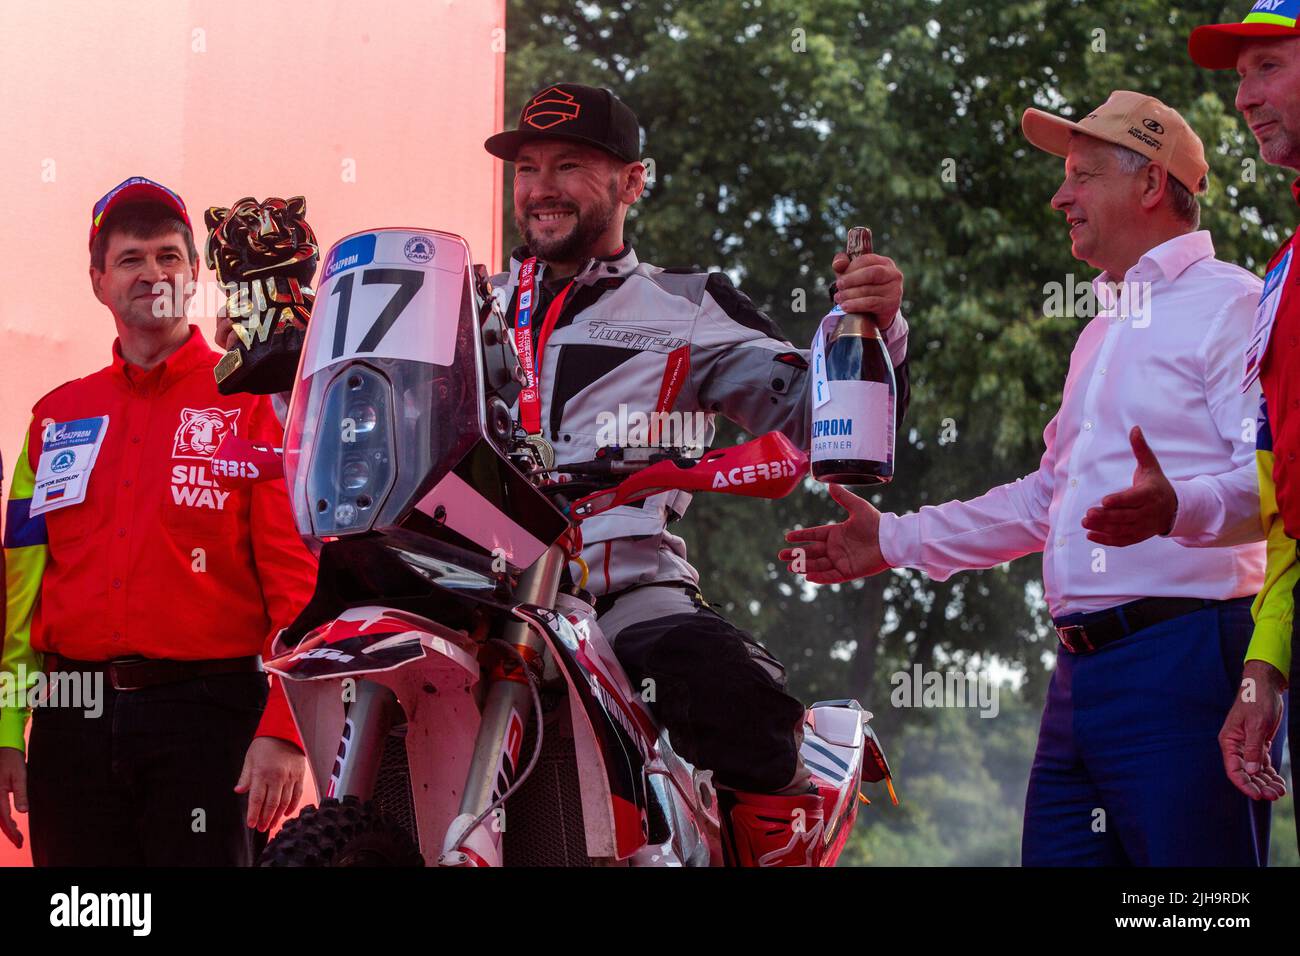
[0,0,505,866]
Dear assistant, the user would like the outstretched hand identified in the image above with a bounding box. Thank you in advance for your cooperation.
[1082,426,1177,547]
[779,484,889,584]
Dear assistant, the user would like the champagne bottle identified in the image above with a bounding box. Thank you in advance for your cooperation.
[810,226,896,485]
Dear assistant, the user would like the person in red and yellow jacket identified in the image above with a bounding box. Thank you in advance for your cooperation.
[1189,5,1300,851]
[0,178,317,865]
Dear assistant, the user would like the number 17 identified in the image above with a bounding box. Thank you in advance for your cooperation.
[330,267,425,359]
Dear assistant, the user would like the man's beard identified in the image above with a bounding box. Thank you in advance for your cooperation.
[1253,113,1300,169]
[517,183,620,265]
[1261,128,1300,169]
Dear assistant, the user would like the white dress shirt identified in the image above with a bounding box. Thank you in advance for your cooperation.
[879,231,1265,618]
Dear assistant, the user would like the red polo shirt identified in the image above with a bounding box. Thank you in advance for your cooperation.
[25,325,316,743]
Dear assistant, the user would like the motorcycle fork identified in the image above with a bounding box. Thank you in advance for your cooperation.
[326,679,403,802]
[443,542,567,862]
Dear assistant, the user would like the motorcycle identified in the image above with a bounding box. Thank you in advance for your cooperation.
[217,227,896,866]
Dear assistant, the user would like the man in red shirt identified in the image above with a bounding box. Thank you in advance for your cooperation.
[1189,4,1300,850]
[0,178,317,865]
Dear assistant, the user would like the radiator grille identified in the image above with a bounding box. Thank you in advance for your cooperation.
[502,697,590,866]
[373,729,417,845]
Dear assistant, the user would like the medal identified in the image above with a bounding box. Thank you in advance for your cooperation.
[524,434,556,471]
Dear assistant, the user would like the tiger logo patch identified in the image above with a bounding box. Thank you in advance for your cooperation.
[173,407,240,460]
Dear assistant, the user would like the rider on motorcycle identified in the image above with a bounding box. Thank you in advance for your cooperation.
[483,83,911,866]
[216,81,911,866]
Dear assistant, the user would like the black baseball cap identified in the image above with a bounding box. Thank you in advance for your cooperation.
[485,83,641,163]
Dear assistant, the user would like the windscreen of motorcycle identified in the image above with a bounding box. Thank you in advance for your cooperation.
[284,228,484,542]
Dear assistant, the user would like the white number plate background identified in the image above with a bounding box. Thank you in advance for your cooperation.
[301,229,466,379]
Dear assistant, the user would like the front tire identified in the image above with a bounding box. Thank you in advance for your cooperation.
[259,797,424,867]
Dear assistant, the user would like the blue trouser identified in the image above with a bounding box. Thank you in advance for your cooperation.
[1291,575,1300,855]
[1022,597,1282,866]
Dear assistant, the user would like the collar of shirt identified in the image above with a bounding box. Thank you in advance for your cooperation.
[505,242,640,290]
[1094,230,1216,295]
[111,324,214,394]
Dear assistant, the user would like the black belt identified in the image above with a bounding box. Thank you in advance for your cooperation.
[1052,597,1226,655]
[594,581,702,617]
[44,654,263,692]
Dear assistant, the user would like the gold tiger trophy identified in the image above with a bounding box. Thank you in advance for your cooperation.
[207,196,319,395]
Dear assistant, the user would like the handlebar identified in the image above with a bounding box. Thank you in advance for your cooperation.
[548,449,700,477]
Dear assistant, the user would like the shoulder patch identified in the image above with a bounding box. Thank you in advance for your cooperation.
[704,272,791,343]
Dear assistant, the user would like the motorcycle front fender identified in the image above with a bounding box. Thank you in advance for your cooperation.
[268,606,483,864]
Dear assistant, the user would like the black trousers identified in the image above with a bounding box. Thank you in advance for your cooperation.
[604,587,807,794]
[27,670,269,866]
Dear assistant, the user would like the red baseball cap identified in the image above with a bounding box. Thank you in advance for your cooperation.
[88,177,191,250]
[1189,1,1300,70]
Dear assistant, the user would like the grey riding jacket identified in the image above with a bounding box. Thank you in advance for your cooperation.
[489,242,910,598]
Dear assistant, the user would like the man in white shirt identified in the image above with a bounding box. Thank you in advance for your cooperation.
[781,91,1281,865]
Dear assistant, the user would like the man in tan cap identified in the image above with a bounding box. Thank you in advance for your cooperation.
[1022,91,1211,274]
[1189,2,1300,854]
[782,91,1279,864]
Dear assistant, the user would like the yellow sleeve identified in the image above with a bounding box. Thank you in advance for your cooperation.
[2,428,48,752]
[1248,398,1295,677]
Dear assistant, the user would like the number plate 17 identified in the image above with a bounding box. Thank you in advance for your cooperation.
[301,228,464,379]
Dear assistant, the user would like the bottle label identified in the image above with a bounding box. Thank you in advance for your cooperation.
[811,380,894,464]
[810,309,841,410]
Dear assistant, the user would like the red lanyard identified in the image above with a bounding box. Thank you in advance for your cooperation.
[511,255,692,440]
[513,257,573,436]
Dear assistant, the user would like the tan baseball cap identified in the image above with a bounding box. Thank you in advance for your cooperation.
[1021,91,1209,194]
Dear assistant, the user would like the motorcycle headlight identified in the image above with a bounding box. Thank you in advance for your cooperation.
[306,365,396,536]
